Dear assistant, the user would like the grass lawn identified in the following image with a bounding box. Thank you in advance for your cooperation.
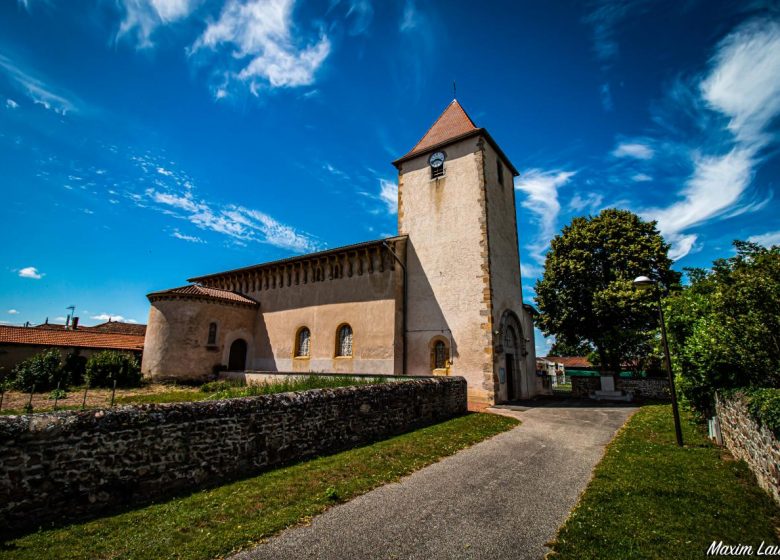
[549,405,780,560]
[0,412,518,560]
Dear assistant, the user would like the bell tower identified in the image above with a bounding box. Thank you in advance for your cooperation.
[392,100,537,407]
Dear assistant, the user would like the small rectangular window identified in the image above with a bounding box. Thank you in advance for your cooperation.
[497,159,504,186]
[431,164,444,179]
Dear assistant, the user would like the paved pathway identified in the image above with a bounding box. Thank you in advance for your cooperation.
[233,401,636,560]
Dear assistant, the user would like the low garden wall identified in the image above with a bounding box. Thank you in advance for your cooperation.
[715,392,780,505]
[571,376,671,400]
[0,376,466,533]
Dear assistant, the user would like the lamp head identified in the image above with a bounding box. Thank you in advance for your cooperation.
[633,275,655,292]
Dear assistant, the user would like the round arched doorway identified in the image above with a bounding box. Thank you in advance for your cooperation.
[228,338,248,371]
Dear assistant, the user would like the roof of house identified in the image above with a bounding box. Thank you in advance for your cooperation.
[544,356,594,368]
[147,284,259,306]
[90,321,147,336]
[392,100,519,175]
[187,235,407,284]
[0,325,145,351]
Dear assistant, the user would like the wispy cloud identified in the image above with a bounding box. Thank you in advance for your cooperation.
[568,191,604,213]
[171,229,205,243]
[18,266,44,279]
[117,0,199,48]
[632,173,652,182]
[400,0,420,33]
[192,0,330,97]
[379,179,398,214]
[612,142,654,160]
[584,0,648,65]
[515,169,576,265]
[748,230,780,248]
[345,0,373,35]
[642,18,780,260]
[5,98,19,109]
[0,55,78,114]
[7,309,19,315]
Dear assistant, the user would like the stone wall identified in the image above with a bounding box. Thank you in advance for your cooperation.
[0,377,466,533]
[571,376,671,400]
[716,393,780,505]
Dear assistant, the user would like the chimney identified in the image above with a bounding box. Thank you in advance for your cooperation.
[72,317,79,330]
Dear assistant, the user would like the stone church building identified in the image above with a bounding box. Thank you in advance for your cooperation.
[142,100,539,407]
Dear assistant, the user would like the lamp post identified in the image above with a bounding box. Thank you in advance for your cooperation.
[634,275,684,446]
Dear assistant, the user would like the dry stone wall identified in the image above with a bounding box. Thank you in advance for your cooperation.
[716,393,780,505]
[0,377,466,533]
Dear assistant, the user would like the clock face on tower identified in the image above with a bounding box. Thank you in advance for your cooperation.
[429,151,445,168]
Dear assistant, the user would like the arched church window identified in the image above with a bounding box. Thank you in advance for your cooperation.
[296,327,311,357]
[207,322,217,345]
[433,340,448,370]
[336,324,353,357]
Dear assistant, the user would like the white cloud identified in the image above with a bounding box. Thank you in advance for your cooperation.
[192,0,330,94]
[515,169,576,264]
[400,0,420,33]
[91,313,138,323]
[5,98,18,109]
[748,230,780,248]
[632,173,652,182]
[18,266,44,279]
[0,55,77,114]
[345,0,373,35]
[642,18,780,260]
[700,19,780,148]
[146,187,318,253]
[171,230,205,243]
[612,142,654,160]
[568,192,604,213]
[54,316,67,322]
[117,0,199,47]
[7,309,19,315]
[156,166,174,176]
[379,179,398,214]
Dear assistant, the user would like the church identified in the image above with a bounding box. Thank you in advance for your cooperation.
[141,100,539,407]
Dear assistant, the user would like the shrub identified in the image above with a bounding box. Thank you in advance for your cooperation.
[200,379,245,393]
[12,348,64,391]
[85,351,142,388]
[62,351,87,386]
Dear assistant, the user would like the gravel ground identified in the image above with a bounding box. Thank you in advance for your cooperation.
[233,401,637,560]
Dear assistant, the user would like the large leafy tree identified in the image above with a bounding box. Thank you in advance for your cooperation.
[666,241,780,412]
[535,209,680,375]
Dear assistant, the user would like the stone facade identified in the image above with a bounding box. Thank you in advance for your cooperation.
[716,392,780,505]
[142,100,536,407]
[0,377,466,532]
[571,376,671,400]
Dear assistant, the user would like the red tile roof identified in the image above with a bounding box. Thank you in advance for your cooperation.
[544,356,594,368]
[147,285,258,306]
[392,100,519,175]
[91,321,147,336]
[0,325,144,351]
[402,99,477,160]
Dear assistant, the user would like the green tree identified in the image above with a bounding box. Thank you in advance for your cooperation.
[535,209,680,376]
[12,348,65,391]
[667,241,780,412]
[548,338,593,357]
[85,350,142,388]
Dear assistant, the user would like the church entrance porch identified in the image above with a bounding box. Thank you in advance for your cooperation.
[228,339,248,371]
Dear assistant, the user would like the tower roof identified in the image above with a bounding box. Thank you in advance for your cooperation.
[392,99,518,175]
[403,100,477,159]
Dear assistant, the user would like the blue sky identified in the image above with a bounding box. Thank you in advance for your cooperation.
[1,0,779,355]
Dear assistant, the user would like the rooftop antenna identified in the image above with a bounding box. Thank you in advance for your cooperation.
[453,80,457,99]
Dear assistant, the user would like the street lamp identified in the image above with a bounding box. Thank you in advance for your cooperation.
[634,275,684,446]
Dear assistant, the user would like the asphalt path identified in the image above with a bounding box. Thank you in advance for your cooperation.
[233,400,636,560]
